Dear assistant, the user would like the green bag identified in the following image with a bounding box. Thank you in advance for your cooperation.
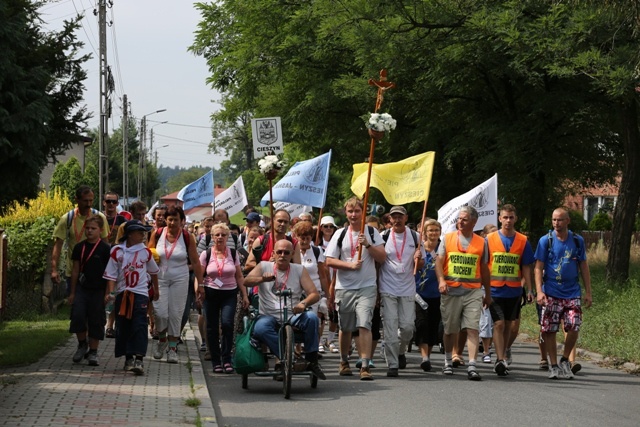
[234,318,264,374]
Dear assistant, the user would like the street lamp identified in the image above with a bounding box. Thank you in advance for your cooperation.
[138,109,166,202]
[155,144,170,166]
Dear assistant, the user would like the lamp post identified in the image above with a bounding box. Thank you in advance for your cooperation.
[155,144,170,166]
[138,109,166,202]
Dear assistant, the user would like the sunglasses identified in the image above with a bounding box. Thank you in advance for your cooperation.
[321,224,334,229]
[104,200,118,204]
[275,250,292,255]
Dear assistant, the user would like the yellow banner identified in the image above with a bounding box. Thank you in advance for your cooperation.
[350,152,435,204]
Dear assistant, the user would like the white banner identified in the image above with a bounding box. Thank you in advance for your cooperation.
[273,202,312,219]
[252,117,283,159]
[437,174,498,234]
[214,176,249,217]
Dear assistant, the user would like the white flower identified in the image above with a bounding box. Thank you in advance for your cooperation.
[365,112,397,133]
[258,155,286,175]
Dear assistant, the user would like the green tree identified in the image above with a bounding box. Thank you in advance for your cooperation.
[589,213,613,231]
[50,157,84,204]
[0,1,90,212]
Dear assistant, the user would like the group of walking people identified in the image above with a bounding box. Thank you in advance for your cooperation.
[51,184,592,382]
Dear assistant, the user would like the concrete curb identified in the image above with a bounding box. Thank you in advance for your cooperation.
[185,317,218,427]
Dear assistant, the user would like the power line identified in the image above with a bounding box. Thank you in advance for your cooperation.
[153,133,211,146]
[72,0,99,57]
[146,119,212,129]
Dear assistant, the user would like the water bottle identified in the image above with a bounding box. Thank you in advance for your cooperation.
[106,291,115,313]
[415,293,429,310]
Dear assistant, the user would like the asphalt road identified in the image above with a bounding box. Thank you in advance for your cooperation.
[198,338,640,427]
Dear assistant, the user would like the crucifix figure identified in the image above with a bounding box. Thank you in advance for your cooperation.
[368,69,396,113]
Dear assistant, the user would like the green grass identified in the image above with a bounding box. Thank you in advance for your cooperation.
[519,263,640,365]
[0,305,72,367]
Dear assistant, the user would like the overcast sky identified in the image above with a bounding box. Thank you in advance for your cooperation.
[40,0,224,170]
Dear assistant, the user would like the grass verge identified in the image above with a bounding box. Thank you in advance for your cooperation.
[0,305,72,368]
[518,262,640,365]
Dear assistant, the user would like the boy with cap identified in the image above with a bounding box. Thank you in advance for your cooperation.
[103,220,160,375]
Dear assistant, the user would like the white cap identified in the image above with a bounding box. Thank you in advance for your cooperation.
[320,215,337,227]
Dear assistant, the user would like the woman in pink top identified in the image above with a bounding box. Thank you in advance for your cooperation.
[197,223,249,373]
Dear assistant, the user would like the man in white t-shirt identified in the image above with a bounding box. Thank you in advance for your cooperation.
[325,197,386,380]
[243,240,326,380]
[379,206,425,377]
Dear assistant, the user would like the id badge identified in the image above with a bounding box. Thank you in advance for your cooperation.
[395,264,405,274]
[213,278,224,288]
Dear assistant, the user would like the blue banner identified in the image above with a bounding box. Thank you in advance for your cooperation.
[177,170,214,211]
[261,151,332,208]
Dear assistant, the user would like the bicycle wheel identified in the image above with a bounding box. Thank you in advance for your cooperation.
[282,324,294,399]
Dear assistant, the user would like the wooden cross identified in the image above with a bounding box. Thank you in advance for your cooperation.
[368,69,396,113]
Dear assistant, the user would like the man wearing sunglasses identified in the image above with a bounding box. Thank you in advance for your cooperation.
[244,240,326,380]
[102,192,127,246]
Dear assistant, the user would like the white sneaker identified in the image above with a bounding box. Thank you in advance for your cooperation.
[559,359,574,379]
[167,348,179,364]
[329,342,339,353]
[153,341,168,360]
[318,344,326,353]
[548,366,560,379]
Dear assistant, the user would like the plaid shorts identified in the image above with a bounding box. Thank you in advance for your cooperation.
[540,296,582,333]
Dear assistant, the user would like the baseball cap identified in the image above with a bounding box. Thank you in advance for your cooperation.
[244,212,261,222]
[119,219,152,242]
[389,206,407,215]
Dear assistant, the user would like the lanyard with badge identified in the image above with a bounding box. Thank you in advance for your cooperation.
[211,248,227,288]
[392,230,407,273]
[161,230,179,275]
[272,265,291,311]
[348,226,358,261]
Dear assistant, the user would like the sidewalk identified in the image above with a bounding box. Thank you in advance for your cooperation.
[0,320,216,427]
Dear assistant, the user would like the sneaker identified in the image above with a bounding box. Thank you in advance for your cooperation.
[87,351,99,366]
[494,360,508,377]
[318,344,326,354]
[467,367,482,381]
[443,364,454,375]
[482,353,492,364]
[559,359,574,379]
[72,341,88,363]
[360,366,373,381]
[420,360,432,372]
[355,359,363,369]
[200,342,207,352]
[307,362,327,380]
[571,362,582,374]
[123,357,134,371]
[329,343,339,353]
[398,354,407,369]
[204,350,211,361]
[132,359,144,375]
[386,368,399,377]
[339,361,353,376]
[369,360,376,369]
[548,365,560,379]
[153,340,168,360]
[506,348,512,366]
[167,348,179,364]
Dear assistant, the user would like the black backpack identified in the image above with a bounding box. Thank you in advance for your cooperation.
[381,228,419,248]
[205,247,237,266]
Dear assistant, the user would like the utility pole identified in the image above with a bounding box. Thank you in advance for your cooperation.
[122,94,129,209]
[98,0,110,204]
[137,116,146,202]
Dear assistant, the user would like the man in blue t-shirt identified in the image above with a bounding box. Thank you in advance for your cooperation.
[534,207,592,380]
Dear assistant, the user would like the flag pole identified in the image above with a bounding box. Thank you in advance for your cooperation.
[414,199,429,275]
[315,207,323,245]
[268,178,275,239]
[358,69,395,261]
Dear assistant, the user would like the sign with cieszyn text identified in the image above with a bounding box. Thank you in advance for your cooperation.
[252,117,283,159]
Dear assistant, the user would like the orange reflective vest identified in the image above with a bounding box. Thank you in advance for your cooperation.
[487,231,526,288]
[443,232,484,289]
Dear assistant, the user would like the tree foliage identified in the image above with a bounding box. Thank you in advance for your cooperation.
[0,1,91,212]
[192,0,640,280]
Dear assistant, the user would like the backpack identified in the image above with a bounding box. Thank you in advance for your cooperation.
[335,225,376,260]
[381,228,419,248]
[197,233,212,247]
[205,247,237,266]
[308,245,321,263]
[546,230,583,263]
[66,208,99,240]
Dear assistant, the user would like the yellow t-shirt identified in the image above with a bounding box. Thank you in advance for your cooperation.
[52,210,109,277]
